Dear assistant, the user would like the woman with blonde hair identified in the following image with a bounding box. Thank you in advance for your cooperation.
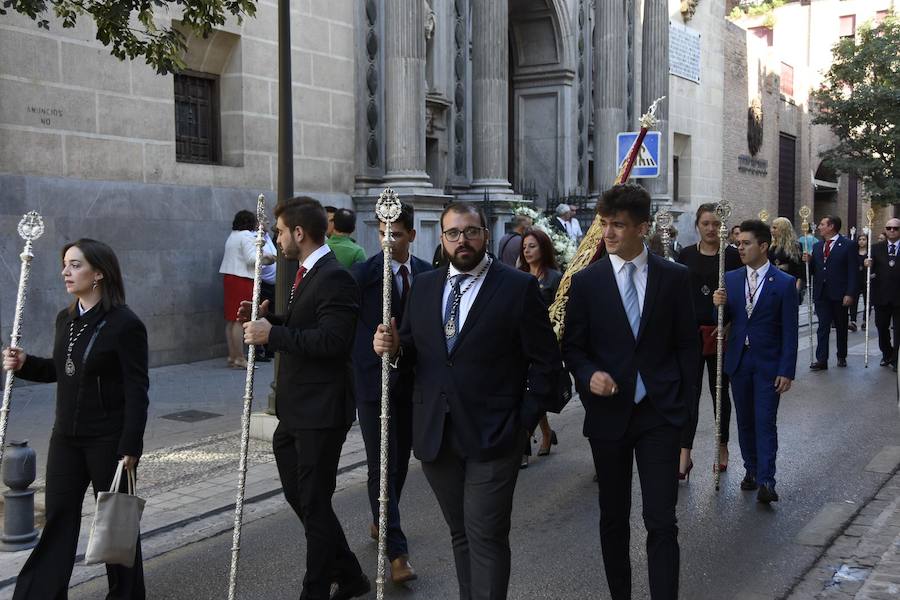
[770,217,806,301]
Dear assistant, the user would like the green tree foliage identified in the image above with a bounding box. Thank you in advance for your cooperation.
[812,13,900,205]
[0,0,256,74]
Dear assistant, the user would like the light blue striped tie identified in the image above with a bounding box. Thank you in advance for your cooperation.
[623,262,646,404]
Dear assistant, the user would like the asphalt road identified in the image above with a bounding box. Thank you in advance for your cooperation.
[71,339,899,599]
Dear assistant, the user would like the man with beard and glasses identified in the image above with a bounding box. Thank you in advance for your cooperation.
[241,196,368,600]
[373,202,562,600]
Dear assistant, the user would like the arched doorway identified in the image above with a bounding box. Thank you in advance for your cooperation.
[508,0,575,207]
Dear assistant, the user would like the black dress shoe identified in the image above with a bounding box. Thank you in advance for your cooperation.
[881,358,890,367]
[757,484,779,504]
[810,362,828,371]
[837,358,847,367]
[331,574,370,600]
[740,472,758,491]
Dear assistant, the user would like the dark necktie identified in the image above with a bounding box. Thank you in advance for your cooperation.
[443,274,470,353]
[397,264,410,322]
[890,243,897,257]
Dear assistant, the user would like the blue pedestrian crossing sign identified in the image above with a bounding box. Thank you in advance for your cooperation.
[616,131,661,178]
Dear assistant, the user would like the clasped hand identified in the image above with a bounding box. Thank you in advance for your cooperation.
[373,317,400,358]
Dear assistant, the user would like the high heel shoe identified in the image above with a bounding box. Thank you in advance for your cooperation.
[678,460,694,481]
[537,430,558,456]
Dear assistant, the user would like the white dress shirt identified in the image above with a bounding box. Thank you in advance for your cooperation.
[442,254,491,331]
[608,246,649,314]
[300,243,332,273]
[391,256,414,296]
[567,218,583,241]
[744,261,771,312]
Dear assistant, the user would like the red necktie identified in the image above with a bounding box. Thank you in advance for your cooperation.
[824,239,832,259]
[398,265,410,304]
[293,266,307,290]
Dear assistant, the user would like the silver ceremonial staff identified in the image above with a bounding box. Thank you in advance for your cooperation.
[799,206,814,367]
[656,208,673,261]
[713,199,731,492]
[374,188,402,599]
[864,208,874,368]
[227,194,267,600]
[0,211,44,469]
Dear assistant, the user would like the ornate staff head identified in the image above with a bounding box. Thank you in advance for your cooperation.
[17,211,44,243]
[641,96,666,129]
[866,207,875,228]
[655,207,673,260]
[376,188,402,249]
[758,209,769,224]
[715,199,732,239]
[799,205,812,235]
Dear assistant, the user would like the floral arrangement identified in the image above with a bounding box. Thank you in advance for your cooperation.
[512,205,578,268]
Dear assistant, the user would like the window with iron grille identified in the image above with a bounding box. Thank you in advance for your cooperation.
[780,63,794,97]
[174,73,220,164]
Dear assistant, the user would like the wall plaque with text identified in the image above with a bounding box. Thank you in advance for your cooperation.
[669,21,701,84]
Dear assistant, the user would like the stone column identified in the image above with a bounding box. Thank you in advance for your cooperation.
[384,0,431,187]
[641,0,670,200]
[470,0,513,196]
[594,0,629,192]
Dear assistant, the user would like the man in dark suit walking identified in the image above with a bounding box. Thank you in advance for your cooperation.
[561,184,698,600]
[713,220,798,503]
[373,202,562,600]
[865,218,900,370]
[804,215,858,369]
[242,196,369,600]
[350,202,430,583]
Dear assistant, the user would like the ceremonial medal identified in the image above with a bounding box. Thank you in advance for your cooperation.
[444,319,456,338]
[746,303,754,316]
[701,285,710,296]
[65,358,76,377]
[64,321,89,377]
[890,260,896,267]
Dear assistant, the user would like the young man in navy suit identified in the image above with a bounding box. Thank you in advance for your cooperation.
[803,215,858,369]
[713,220,798,503]
[373,202,562,600]
[350,203,430,583]
[562,184,699,600]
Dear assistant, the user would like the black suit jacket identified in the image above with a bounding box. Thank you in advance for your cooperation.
[351,253,432,406]
[870,241,900,307]
[398,260,562,462]
[561,253,699,440]
[267,252,360,430]
[19,304,149,457]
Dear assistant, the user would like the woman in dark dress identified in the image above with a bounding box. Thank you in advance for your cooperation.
[2,239,148,599]
[676,204,742,480]
[769,217,807,305]
[850,232,871,331]
[518,228,562,467]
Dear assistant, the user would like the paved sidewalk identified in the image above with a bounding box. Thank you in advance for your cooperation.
[787,456,900,599]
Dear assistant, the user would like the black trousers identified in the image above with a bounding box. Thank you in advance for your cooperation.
[421,420,523,600]
[681,334,731,449]
[272,423,362,600]
[13,434,145,600]
[815,298,850,362]
[875,304,900,364]
[590,400,681,600]
[357,396,413,560]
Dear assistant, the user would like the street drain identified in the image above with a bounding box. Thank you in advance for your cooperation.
[159,410,223,423]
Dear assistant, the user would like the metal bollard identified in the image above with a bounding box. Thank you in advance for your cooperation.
[0,440,39,551]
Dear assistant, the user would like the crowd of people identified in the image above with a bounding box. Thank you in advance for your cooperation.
[2,187,897,600]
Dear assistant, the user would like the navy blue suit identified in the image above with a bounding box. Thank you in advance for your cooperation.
[350,253,431,561]
[809,234,858,363]
[722,264,798,488]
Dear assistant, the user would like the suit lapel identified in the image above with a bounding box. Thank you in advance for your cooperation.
[451,261,503,355]
[598,260,635,344]
[636,256,660,344]
[289,255,328,311]
[431,265,450,354]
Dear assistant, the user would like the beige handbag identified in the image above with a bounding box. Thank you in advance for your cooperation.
[84,459,145,568]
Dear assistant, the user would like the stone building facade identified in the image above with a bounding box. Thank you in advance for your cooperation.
[3,0,876,364]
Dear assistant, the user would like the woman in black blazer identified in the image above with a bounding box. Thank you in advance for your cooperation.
[2,238,148,600]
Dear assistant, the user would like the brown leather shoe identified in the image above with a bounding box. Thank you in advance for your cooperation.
[369,523,378,541]
[390,555,418,584]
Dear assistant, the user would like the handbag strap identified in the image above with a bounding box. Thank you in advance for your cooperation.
[109,459,126,493]
[127,466,136,496]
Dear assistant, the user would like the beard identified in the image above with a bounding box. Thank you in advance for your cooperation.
[279,237,300,260]
[448,242,487,272]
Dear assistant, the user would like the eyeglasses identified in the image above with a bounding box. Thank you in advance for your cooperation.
[886,226,899,231]
[442,227,486,242]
